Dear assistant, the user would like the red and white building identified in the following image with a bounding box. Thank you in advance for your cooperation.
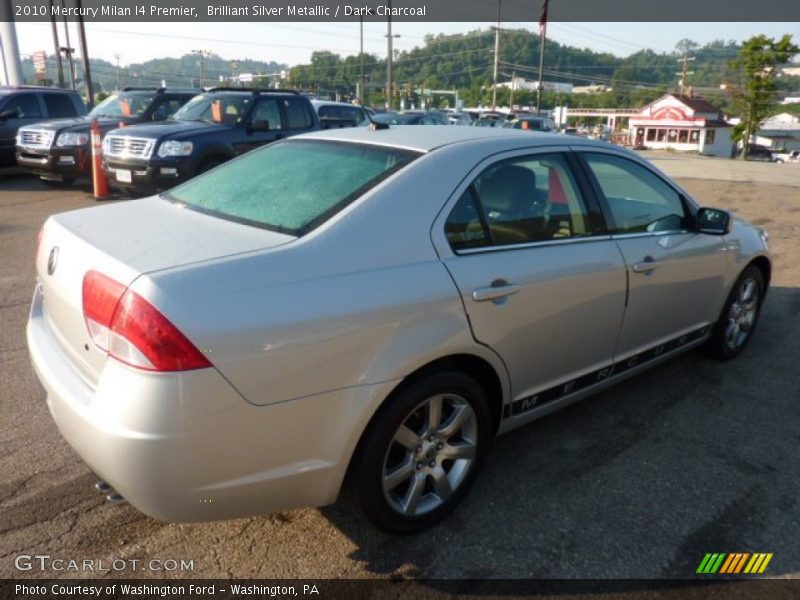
[629,94,733,157]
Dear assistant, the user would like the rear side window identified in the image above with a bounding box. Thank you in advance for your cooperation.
[44,94,78,117]
[318,104,365,125]
[284,98,314,129]
[251,98,283,129]
[446,153,593,250]
[167,140,419,235]
[582,153,688,234]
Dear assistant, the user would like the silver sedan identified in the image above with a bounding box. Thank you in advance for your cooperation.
[28,126,770,533]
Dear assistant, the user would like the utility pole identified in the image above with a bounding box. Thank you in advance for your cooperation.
[385,0,399,110]
[60,0,76,90]
[536,0,549,115]
[75,0,94,107]
[509,70,516,108]
[676,51,695,95]
[491,0,501,110]
[192,49,211,88]
[359,14,364,105]
[113,53,121,89]
[48,0,64,87]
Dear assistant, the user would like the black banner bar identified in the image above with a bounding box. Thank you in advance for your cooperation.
[4,0,800,22]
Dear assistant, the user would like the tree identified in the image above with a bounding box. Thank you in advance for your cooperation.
[727,34,799,159]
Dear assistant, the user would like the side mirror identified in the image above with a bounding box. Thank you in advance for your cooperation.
[249,119,269,132]
[0,108,19,121]
[696,207,731,235]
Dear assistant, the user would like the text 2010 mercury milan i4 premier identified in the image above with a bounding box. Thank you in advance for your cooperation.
[28,127,770,533]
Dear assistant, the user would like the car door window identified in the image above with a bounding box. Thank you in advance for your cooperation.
[446,153,593,250]
[283,98,313,130]
[251,98,283,130]
[583,153,688,234]
[43,94,77,117]
[7,94,42,118]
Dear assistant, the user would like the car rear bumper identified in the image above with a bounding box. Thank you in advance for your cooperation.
[16,146,90,180]
[27,283,395,522]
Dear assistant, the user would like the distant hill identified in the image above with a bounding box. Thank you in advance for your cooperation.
[21,53,286,93]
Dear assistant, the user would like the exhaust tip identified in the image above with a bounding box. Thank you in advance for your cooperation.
[106,492,126,504]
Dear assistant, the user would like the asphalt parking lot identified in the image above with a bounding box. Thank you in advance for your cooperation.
[1,155,799,580]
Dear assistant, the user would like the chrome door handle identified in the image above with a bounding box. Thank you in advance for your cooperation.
[472,283,521,302]
[632,260,659,273]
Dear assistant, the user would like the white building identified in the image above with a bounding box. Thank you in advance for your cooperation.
[628,94,733,157]
[754,112,800,152]
[496,77,573,94]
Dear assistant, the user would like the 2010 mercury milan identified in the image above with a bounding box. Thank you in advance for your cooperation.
[27,127,770,533]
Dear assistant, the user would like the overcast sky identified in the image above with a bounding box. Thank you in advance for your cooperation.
[14,21,800,67]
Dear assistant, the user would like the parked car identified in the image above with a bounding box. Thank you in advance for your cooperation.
[28,127,770,534]
[741,144,777,162]
[372,110,450,125]
[447,112,473,126]
[503,115,556,132]
[311,100,370,128]
[101,87,320,195]
[15,87,196,185]
[773,150,799,163]
[473,117,504,128]
[1,86,86,168]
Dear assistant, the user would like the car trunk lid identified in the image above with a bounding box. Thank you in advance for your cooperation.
[36,196,295,384]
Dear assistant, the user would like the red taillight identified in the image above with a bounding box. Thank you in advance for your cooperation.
[82,270,211,372]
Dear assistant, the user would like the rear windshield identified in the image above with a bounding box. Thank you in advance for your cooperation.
[165,140,420,235]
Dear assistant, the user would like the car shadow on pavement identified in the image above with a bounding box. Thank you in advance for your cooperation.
[320,285,800,581]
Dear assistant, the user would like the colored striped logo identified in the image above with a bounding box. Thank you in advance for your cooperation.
[696,553,773,574]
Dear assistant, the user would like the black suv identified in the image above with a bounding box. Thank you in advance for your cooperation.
[102,88,321,195]
[1,86,86,167]
[16,87,196,185]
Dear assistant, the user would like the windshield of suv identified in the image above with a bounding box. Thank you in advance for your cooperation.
[90,93,155,118]
[166,140,420,235]
[172,93,254,124]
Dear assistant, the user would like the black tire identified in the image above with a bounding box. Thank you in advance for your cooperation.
[704,265,765,359]
[196,157,226,175]
[40,178,75,187]
[347,371,491,534]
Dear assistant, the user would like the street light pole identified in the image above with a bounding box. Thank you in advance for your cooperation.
[492,0,501,111]
[359,14,364,105]
[192,49,211,88]
[75,0,94,107]
[48,0,64,88]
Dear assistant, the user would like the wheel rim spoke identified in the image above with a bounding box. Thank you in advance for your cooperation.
[441,441,476,461]
[402,472,425,515]
[383,457,415,493]
[430,466,453,501]
[393,425,421,450]
[438,403,470,438]
[725,320,740,347]
[427,395,443,434]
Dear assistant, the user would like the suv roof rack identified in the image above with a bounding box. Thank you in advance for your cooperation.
[205,86,299,95]
[121,86,166,93]
[0,85,77,91]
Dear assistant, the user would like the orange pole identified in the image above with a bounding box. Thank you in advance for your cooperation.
[90,118,109,200]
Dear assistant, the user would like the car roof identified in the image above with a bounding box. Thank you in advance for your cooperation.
[0,86,79,95]
[300,125,612,153]
[310,100,363,108]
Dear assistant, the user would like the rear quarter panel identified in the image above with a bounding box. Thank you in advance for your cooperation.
[134,140,516,407]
